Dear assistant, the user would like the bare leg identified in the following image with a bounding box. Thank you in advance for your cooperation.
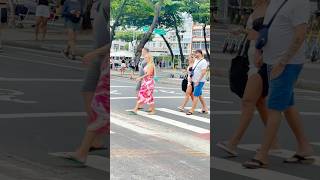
[254,109,282,164]
[227,74,263,149]
[75,131,98,161]
[284,107,313,155]
[35,16,42,40]
[189,96,199,113]
[179,85,193,109]
[41,17,48,41]
[199,95,209,112]
[256,97,280,149]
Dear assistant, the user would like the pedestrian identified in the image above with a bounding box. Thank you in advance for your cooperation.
[130,48,156,115]
[63,57,109,164]
[178,53,195,112]
[186,49,209,115]
[217,0,280,157]
[120,59,126,76]
[0,0,7,53]
[129,59,135,79]
[61,0,83,60]
[80,0,107,152]
[135,56,147,110]
[35,0,50,41]
[243,0,314,169]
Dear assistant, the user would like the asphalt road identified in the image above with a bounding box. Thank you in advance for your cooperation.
[110,76,210,179]
[211,77,320,180]
[0,46,107,180]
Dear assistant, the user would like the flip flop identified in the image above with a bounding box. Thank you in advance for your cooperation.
[177,106,184,112]
[284,154,315,164]
[242,159,268,169]
[128,110,138,115]
[89,146,108,152]
[216,141,238,157]
[148,111,156,115]
[186,112,193,115]
[200,110,209,114]
[57,152,86,166]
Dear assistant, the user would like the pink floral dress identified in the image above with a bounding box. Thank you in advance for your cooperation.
[137,64,155,105]
[87,59,110,134]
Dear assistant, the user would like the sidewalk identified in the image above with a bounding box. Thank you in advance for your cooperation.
[111,69,210,90]
[2,25,94,57]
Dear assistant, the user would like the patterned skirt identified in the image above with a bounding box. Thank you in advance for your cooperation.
[138,76,155,105]
[87,59,110,134]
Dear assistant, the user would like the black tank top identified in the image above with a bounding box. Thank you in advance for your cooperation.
[38,0,49,6]
[252,17,264,32]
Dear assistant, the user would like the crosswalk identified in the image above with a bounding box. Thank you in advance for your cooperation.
[123,106,210,134]
[212,142,320,180]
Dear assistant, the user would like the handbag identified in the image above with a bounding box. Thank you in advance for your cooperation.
[255,0,288,50]
[181,74,188,92]
[229,34,250,98]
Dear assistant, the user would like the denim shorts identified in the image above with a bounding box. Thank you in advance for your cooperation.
[267,64,303,111]
[193,82,205,97]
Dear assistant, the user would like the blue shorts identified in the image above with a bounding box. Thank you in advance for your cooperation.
[267,64,303,111]
[193,82,205,97]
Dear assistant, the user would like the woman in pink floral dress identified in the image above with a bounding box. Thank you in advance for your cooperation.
[131,48,156,115]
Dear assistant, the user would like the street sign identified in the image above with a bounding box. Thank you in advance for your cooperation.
[142,26,166,35]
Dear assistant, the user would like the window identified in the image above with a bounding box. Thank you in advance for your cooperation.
[193,29,202,37]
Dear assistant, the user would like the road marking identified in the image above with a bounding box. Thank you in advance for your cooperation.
[0,88,37,103]
[311,142,320,146]
[185,107,211,114]
[156,108,210,124]
[238,144,320,166]
[49,153,107,172]
[0,77,82,82]
[0,55,84,71]
[212,111,320,116]
[111,96,210,100]
[125,110,210,134]
[111,114,156,135]
[212,157,308,180]
[0,112,86,119]
[110,131,115,134]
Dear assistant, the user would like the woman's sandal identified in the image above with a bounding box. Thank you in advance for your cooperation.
[148,111,156,115]
[216,141,238,157]
[89,146,108,152]
[178,106,184,112]
[242,159,268,169]
[284,154,315,164]
[58,152,86,166]
[128,110,138,115]
[200,110,209,114]
[186,111,193,115]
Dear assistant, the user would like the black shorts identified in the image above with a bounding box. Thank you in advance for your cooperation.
[257,63,269,97]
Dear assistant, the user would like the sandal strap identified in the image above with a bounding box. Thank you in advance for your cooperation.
[251,158,266,166]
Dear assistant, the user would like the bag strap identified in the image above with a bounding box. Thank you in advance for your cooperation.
[192,59,204,71]
[237,34,248,56]
[266,0,288,28]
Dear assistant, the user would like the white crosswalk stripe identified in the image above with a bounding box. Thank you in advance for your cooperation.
[49,152,108,172]
[125,109,210,134]
[213,143,320,179]
[238,144,320,167]
[157,108,210,123]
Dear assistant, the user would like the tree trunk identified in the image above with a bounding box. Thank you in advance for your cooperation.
[160,34,174,66]
[133,0,164,65]
[173,15,184,69]
[110,0,128,42]
[7,0,15,28]
[203,24,210,60]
